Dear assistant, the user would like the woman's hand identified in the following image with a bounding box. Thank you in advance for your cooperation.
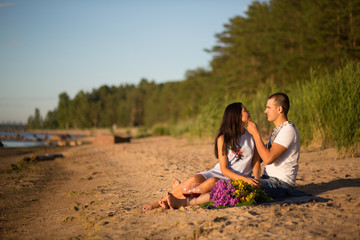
[244,177,261,188]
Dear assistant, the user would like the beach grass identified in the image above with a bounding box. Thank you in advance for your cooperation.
[170,61,359,157]
[290,61,360,157]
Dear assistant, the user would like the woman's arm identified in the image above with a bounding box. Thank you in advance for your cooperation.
[251,147,261,181]
[217,136,260,187]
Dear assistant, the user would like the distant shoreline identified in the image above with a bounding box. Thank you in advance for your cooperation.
[2,128,137,136]
[0,130,88,148]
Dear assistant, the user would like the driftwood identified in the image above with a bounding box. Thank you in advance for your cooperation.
[92,134,131,146]
[36,154,64,161]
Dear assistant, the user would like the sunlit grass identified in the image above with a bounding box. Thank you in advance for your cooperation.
[184,61,360,157]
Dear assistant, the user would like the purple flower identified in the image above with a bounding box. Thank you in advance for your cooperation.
[210,179,238,207]
[208,179,272,208]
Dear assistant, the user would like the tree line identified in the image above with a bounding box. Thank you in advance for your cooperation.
[28,0,360,136]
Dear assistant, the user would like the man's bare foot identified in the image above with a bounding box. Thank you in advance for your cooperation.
[172,178,181,188]
[167,192,187,209]
[159,200,170,209]
[142,201,160,211]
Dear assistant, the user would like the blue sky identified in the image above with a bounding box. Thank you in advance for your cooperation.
[0,0,254,123]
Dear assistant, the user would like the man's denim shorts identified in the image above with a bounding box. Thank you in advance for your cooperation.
[260,175,294,199]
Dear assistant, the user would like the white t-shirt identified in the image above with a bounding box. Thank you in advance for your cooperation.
[264,122,300,186]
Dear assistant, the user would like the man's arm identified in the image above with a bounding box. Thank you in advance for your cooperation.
[247,121,287,165]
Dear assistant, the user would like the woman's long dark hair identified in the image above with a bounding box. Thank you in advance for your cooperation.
[214,102,244,159]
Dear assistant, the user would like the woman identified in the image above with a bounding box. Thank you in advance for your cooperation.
[143,102,260,211]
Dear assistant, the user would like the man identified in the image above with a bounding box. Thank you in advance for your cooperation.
[247,93,300,198]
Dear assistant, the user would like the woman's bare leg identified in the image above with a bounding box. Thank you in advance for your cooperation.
[167,177,219,209]
[143,174,205,211]
[193,177,219,194]
[158,174,206,208]
[172,178,181,188]
[173,174,206,197]
[142,201,161,211]
[166,192,187,209]
[158,178,182,208]
[167,192,211,209]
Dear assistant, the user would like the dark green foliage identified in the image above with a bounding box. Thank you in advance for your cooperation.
[27,108,43,129]
[151,124,170,136]
[43,110,58,129]
[27,0,359,155]
[289,61,360,156]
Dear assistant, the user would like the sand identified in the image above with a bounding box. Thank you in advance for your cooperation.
[0,136,359,239]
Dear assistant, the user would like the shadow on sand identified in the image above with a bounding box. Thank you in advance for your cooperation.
[296,178,360,196]
[270,178,360,205]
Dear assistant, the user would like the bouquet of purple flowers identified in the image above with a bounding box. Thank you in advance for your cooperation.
[207,179,272,208]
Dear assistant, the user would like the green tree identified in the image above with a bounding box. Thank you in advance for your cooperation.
[43,109,58,129]
[27,108,43,129]
[26,0,360,137]
[57,92,71,129]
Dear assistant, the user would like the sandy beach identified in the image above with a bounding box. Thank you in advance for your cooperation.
[0,136,359,239]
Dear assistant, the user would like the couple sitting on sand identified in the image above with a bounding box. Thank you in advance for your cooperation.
[143,92,300,211]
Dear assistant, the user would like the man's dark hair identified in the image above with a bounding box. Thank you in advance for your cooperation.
[268,92,290,117]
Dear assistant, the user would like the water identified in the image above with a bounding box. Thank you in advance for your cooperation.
[1,140,47,148]
[0,131,83,148]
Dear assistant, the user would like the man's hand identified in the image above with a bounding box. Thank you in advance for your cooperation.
[247,121,259,136]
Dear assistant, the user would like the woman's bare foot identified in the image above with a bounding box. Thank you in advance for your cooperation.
[166,192,187,209]
[142,201,160,211]
[172,178,181,188]
[159,200,170,209]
